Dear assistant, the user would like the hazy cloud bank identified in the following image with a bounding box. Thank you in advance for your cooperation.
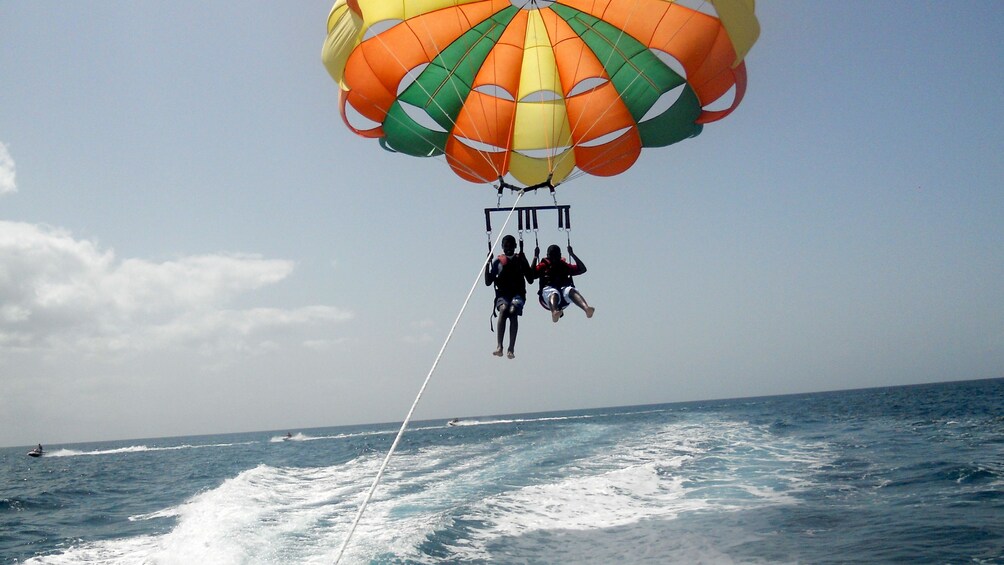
[0,221,352,357]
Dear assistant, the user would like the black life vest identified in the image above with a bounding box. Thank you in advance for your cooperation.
[492,253,527,298]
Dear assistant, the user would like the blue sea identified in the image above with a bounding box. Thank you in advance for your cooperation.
[3,378,1003,564]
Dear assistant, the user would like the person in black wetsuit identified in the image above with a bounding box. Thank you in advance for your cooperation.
[485,235,533,358]
[532,244,595,323]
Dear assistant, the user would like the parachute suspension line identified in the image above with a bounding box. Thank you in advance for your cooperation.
[351,9,508,184]
[558,0,703,185]
[461,10,511,182]
[544,185,572,248]
[349,0,689,188]
[334,191,527,565]
[530,6,562,178]
[560,137,631,185]
[346,87,491,183]
[550,0,644,186]
[432,6,508,180]
[527,5,563,180]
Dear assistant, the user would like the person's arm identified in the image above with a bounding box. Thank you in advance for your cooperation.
[520,252,535,283]
[568,246,587,275]
[527,247,541,282]
[485,255,496,286]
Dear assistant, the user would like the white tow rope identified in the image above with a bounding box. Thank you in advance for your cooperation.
[334,190,525,564]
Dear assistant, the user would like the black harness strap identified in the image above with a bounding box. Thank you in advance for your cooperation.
[484,181,575,330]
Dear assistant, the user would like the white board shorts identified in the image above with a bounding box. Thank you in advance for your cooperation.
[540,286,574,310]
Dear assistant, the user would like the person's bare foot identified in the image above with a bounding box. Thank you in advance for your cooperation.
[493,347,503,357]
[507,349,515,359]
[585,306,595,318]
[552,309,561,323]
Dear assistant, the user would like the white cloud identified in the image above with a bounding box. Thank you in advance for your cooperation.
[402,318,436,344]
[0,142,15,195]
[302,338,347,351]
[0,221,352,357]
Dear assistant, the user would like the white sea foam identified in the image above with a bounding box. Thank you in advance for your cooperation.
[268,432,307,443]
[30,442,506,564]
[444,408,667,429]
[480,461,698,533]
[31,460,372,564]
[44,442,254,457]
[24,411,829,564]
[267,428,407,444]
[23,534,163,564]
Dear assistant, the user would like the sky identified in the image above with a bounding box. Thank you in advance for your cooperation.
[1,1,1002,448]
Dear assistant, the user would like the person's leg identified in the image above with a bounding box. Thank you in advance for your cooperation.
[549,292,562,322]
[568,289,595,318]
[494,303,508,356]
[506,312,518,358]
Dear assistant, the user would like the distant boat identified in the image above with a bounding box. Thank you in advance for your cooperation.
[282,433,293,441]
[447,419,460,427]
[27,446,43,457]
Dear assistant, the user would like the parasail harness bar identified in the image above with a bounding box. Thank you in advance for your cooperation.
[484,205,571,235]
[484,205,572,255]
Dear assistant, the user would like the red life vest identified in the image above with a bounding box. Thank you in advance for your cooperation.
[536,257,576,289]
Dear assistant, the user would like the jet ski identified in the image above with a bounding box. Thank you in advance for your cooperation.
[447,418,460,427]
[27,446,43,457]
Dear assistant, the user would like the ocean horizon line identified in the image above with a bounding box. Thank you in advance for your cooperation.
[7,376,1000,450]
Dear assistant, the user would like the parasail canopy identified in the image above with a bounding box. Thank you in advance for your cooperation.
[322,0,760,187]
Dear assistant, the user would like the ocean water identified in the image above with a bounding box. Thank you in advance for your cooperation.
[2,379,1002,564]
